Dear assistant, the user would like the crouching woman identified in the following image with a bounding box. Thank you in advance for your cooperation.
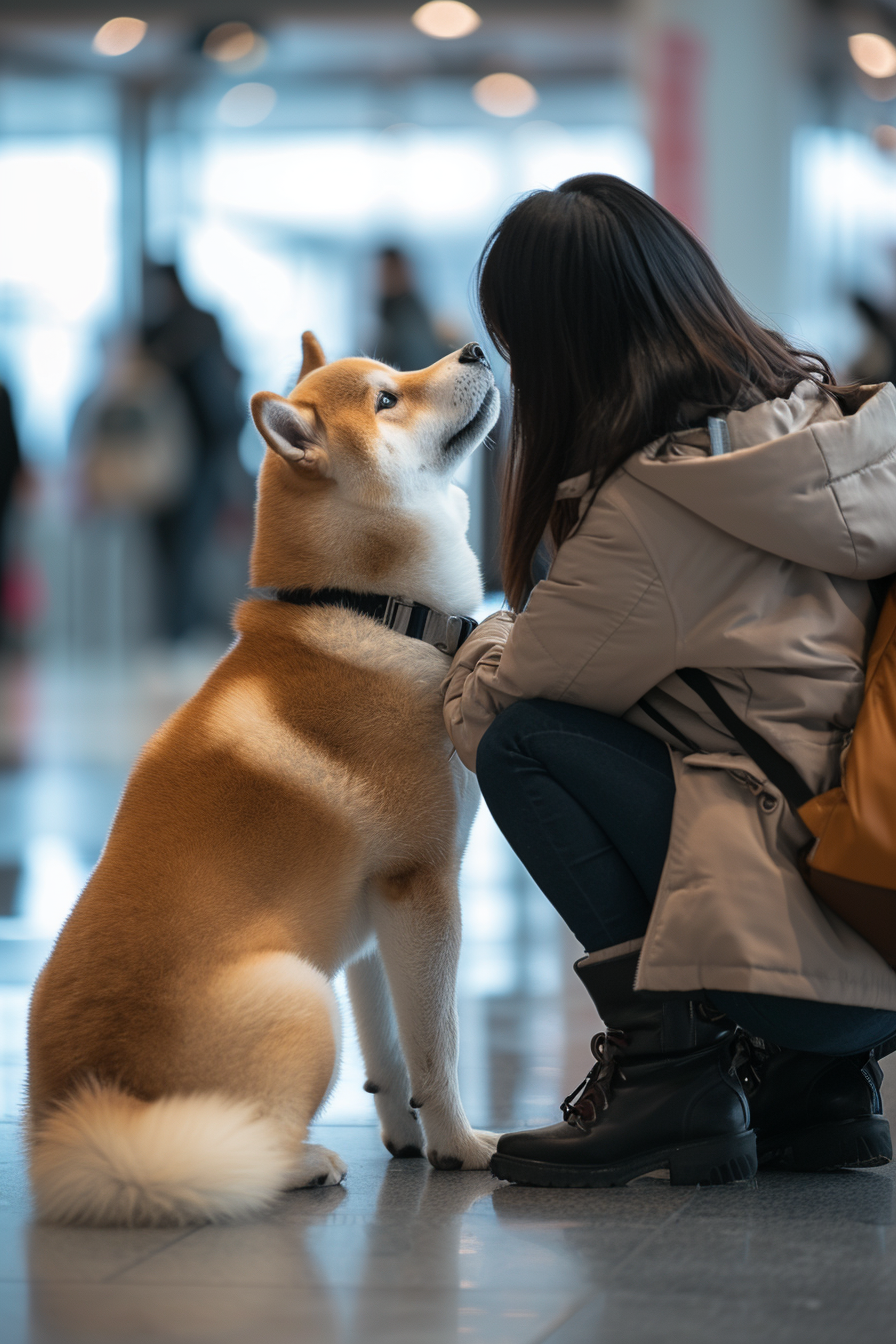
[443,174,896,1188]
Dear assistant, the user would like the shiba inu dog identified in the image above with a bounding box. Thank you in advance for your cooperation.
[27,333,501,1226]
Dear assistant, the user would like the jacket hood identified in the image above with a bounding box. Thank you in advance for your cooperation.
[562,380,896,580]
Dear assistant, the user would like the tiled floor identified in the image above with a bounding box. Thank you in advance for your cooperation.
[4,1117,896,1344]
[1,646,895,1343]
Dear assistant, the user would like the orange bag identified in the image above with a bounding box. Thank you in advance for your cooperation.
[679,578,896,966]
[798,582,896,964]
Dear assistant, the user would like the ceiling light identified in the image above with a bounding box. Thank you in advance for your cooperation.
[412,2,480,40]
[472,73,538,118]
[204,22,258,63]
[849,33,896,80]
[217,83,277,128]
[92,17,147,57]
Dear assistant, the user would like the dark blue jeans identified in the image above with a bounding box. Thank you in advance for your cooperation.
[476,698,896,1056]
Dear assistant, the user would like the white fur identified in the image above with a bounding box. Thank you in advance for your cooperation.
[398,485,484,614]
[283,1143,347,1189]
[345,947,423,1156]
[296,479,484,617]
[371,891,498,1169]
[30,1083,296,1227]
[207,951,343,1063]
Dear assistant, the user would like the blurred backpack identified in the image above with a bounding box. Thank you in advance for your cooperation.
[679,574,896,966]
[75,349,196,513]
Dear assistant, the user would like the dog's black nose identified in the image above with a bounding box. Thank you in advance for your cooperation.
[458,342,490,368]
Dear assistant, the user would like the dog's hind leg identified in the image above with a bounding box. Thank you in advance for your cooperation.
[181,951,347,1191]
[346,949,424,1158]
[283,1143,347,1189]
[30,952,345,1226]
[372,869,498,1172]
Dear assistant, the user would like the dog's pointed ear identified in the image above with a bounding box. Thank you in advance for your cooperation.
[250,392,329,478]
[298,331,326,381]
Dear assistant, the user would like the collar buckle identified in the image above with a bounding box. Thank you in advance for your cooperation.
[421,610,467,656]
[383,596,416,636]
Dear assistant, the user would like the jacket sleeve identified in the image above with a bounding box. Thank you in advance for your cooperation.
[442,499,679,770]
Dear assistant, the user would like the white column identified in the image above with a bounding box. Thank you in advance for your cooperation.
[634,0,809,328]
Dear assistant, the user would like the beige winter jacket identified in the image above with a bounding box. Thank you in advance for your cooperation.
[443,380,896,1009]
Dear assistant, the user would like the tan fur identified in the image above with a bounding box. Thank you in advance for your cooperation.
[27,333,499,1225]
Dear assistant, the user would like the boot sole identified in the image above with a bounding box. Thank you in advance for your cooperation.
[758,1116,892,1172]
[490,1131,757,1188]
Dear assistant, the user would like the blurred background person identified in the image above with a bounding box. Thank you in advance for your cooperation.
[141,263,245,641]
[70,329,197,651]
[0,377,23,650]
[848,291,896,385]
[73,331,195,522]
[371,245,455,370]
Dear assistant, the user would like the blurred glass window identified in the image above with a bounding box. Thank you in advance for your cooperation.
[0,79,118,463]
[791,127,896,369]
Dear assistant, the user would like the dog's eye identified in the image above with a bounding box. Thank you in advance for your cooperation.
[376,391,398,412]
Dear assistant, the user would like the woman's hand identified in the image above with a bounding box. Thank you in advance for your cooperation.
[441,611,516,770]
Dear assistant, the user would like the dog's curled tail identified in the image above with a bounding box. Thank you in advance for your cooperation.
[30,1081,294,1227]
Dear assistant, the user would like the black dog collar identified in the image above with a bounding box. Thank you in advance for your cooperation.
[273,587,478,657]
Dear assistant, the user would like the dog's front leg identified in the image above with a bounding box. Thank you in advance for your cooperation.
[372,872,498,1171]
[345,949,425,1159]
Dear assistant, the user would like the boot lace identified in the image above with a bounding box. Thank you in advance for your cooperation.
[560,1030,628,1131]
[730,1030,777,1091]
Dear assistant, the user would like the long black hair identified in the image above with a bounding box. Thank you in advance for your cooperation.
[477,174,841,611]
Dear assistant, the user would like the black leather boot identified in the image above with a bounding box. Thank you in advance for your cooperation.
[733,1035,892,1170]
[490,951,757,1188]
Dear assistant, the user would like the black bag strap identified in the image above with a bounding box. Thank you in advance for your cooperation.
[868,572,896,614]
[636,696,701,753]
[677,667,814,812]
[675,580,894,815]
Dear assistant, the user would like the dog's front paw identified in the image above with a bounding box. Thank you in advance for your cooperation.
[284,1143,347,1189]
[380,1105,425,1160]
[427,1129,500,1171]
